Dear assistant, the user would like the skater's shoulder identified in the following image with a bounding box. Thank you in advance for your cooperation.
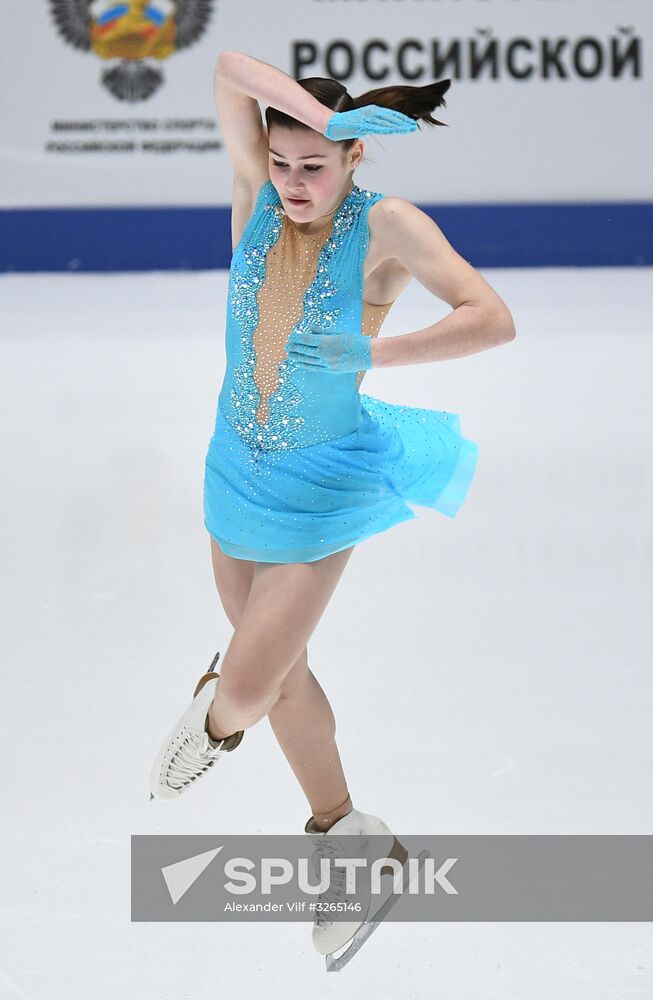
[366,194,425,246]
[368,193,421,222]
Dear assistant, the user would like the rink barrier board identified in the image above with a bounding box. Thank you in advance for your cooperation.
[1,201,651,271]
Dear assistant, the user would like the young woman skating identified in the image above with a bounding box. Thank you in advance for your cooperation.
[150,49,516,959]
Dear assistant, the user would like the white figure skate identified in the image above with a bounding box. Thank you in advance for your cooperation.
[149,651,243,800]
[304,807,410,968]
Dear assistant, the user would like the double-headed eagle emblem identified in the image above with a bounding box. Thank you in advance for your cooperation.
[49,0,214,102]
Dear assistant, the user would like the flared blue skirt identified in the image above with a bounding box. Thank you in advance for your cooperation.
[203,393,479,564]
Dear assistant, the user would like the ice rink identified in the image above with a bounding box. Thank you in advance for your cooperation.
[2,266,652,998]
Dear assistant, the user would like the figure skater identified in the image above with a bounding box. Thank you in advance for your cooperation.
[149,49,516,958]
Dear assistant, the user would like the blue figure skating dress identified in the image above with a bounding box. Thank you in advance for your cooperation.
[203,178,479,563]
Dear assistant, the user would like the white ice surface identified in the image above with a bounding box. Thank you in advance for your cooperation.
[1,267,652,998]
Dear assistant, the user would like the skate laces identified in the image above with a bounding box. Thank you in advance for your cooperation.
[166,727,225,788]
[310,836,350,926]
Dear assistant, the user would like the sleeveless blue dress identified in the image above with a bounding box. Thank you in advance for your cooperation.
[203,178,479,563]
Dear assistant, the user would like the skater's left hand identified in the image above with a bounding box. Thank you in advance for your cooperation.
[284,328,373,374]
[324,105,418,141]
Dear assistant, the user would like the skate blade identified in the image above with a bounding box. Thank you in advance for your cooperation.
[193,650,221,698]
[325,848,431,973]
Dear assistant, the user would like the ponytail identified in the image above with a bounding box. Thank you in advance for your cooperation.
[264,77,451,143]
[352,80,451,129]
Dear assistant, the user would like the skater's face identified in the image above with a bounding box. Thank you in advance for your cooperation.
[268,126,363,224]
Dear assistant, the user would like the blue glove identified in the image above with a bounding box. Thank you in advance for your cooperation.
[284,328,373,374]
[324,105,418,141]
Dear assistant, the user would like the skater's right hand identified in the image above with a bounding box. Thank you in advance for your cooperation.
[285,328,374,374]
[324,105,418,141]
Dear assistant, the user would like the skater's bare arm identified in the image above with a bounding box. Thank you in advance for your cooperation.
[214,51,332,192]
[370,198,516,367]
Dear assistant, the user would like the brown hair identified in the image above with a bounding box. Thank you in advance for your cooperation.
[264,78,451,154]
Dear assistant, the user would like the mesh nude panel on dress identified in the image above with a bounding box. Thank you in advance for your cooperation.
[252,214,394,424]
[357,299,394,391]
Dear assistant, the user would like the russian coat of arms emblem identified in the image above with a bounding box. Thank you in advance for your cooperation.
[49,1,214,102]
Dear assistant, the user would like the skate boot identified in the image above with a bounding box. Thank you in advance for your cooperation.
[304,807,408,959]
[149,651,244,800]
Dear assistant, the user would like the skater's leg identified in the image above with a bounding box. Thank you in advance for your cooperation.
[207,541,355,736]
[267,648,353,830]
[209,535,256,625]
[208,537,353,828]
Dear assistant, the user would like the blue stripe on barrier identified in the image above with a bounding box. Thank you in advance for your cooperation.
[1,201,651,272]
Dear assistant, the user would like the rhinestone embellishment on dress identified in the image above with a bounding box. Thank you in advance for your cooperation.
[225,184,377,468]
